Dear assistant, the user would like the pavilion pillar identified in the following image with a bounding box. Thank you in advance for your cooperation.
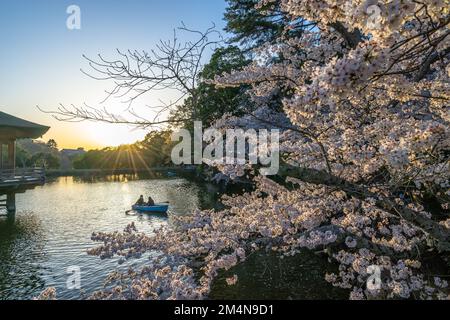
[8,140,16,170]
[6,192,16,213]
[0,142,3,169]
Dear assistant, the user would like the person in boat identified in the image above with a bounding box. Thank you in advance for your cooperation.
[135,195,145,206]
[147,196,155,206]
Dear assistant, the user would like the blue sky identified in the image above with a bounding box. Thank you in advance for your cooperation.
[0,0,228,148]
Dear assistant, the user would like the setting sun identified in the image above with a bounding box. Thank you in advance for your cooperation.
[77,123,148,149]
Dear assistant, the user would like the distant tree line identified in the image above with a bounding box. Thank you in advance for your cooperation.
[72,131,174,170]
[16,139,60,169]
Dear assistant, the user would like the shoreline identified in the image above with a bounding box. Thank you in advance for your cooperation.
[45,167,195,177]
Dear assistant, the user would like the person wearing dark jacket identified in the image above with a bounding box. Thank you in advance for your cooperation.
[135,195,145,206]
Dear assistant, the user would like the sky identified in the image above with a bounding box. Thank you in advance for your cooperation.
[0,0,228,149]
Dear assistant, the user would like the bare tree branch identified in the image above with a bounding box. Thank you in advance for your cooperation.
[39,25,224,128]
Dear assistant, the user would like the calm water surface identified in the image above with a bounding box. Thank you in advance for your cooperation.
[0,175,346,300]
[0,175,213,299]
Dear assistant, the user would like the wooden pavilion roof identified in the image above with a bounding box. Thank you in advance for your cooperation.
[0,111,50,140]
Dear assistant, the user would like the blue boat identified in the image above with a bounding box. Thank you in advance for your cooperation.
[167,171,177,177]
[132,204,169,213]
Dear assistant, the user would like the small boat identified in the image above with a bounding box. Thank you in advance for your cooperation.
[167,171,177,177]
[132,203,169,213]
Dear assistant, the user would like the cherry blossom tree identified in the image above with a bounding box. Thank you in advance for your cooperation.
[82,0,450,300]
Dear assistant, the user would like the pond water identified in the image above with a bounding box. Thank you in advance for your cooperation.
[0,175,346,300]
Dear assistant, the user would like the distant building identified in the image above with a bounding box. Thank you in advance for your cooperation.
[59,148,86,170]
[61,148,86,158]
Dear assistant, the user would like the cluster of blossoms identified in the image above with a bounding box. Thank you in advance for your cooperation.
[328,250,448,300]
[295,41,391,107]
[34,287,57,300]
[82,175,447,299]
[262,0,447,39]
[210,0,449,299]
[53,0,448,300]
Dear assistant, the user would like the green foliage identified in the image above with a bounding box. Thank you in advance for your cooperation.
[224,0,301,48]
[15,145,31,168]
[171,2,303,131]
[136,130,174,167]
[46,139,58,150]
[200,46,250,79]
[28,152,60,169]
[15,139,61,169]
[170,46,252,129]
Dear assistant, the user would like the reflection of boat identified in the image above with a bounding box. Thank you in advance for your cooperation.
[132,204,169,213]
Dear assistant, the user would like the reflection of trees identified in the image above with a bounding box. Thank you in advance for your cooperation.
[70,172,164,184]
[210,251,348,300]
[0,213,47,299]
